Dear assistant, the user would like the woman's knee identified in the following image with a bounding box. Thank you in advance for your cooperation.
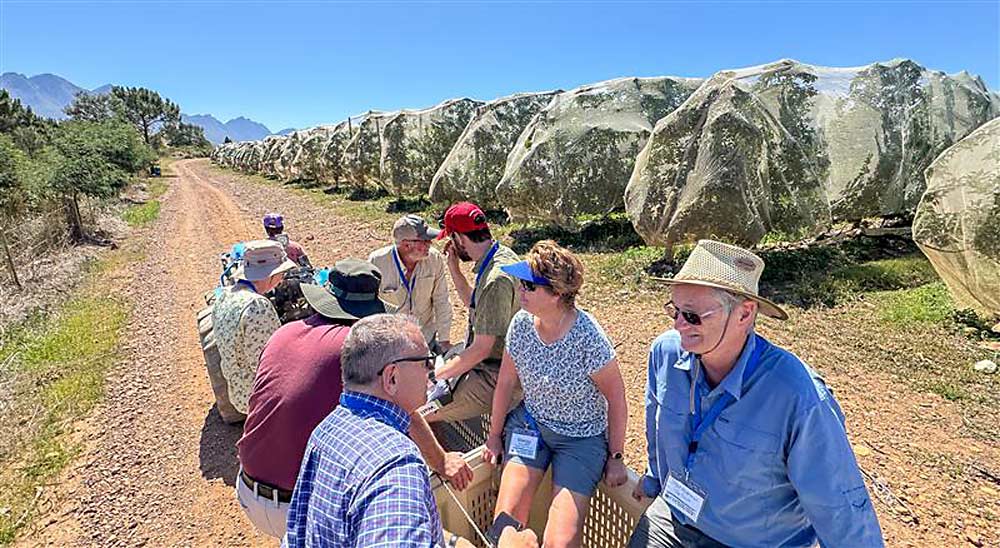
[542,490,589,548]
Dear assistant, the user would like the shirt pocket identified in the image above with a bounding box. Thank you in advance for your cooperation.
[379,285,407,306]
[709,416,784,490]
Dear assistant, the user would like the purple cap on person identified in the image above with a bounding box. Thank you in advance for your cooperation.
[263,213,284,229]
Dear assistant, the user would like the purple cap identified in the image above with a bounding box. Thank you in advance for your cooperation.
[263,213,284,229]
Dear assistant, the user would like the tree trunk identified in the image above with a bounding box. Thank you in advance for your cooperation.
[65,193,84,242]
[0,226,20,289]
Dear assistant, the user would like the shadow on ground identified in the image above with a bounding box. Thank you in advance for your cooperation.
[198,405,243,487]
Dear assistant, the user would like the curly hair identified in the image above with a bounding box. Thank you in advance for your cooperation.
[526,240,583,308]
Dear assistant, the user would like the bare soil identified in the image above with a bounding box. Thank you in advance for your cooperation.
[19,159,1000,547]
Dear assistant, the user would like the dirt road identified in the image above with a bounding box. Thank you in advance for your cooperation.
[24,160,269,547]
[21,159,1000,547]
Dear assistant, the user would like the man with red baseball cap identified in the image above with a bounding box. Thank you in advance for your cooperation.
[427,202,522,423]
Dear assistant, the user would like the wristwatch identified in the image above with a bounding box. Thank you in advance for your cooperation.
[609,451,623,460]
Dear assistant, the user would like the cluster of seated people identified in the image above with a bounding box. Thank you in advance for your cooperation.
[211,202,885,547]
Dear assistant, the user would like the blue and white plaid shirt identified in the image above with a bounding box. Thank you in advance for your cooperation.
[284,391,444,547]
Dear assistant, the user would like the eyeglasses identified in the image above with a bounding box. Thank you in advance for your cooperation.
[663,301,724,326]
[378,354,437,376]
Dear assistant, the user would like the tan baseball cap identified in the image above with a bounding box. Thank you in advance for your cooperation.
[392,214,441,243]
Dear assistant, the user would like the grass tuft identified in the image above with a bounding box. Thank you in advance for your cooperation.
[876,282,954,327]
[121,200,161,227]
[0,293,128,544]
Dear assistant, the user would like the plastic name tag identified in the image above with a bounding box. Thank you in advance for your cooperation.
[665,471,706,523]
[508,428,539,460]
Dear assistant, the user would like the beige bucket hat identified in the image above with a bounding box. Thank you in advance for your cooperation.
[235,240,297,282]
[655,240,788,320]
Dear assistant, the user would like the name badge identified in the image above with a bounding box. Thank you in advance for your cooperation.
[665,471,706,523]
[508,428,539,460]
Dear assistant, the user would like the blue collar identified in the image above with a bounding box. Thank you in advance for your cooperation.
[338,391,411,435]
[712,332,768,401]
[674,332,769,401]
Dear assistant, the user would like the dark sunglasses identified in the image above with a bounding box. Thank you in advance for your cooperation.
[378,354,437,376]
[519,279,539,292]
[663,301,723,326]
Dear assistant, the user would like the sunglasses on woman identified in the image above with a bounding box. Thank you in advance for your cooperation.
[663,301,724,326]
[519,279,539,292]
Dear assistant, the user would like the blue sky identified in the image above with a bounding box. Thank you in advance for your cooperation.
[2,1,997,131]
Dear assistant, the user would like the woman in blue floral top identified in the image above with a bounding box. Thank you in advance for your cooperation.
[484,240,628,548]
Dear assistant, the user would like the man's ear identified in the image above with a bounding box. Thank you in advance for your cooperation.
[381,365,398,396]
[739,301,756,322]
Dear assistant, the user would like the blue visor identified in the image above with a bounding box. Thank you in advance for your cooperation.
[500,261,551,286]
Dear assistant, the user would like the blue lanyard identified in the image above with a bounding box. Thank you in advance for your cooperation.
[685,334,769,472]
[523,407,540,432]
[470,242,500,309]
[236,279,258,293]
[391,248,414,311]
[339,392,408,434]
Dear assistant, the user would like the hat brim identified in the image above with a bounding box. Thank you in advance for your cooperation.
[652,277,788,320]
[500,261,551,286]
[421,226,441,240]
[237,258,297,282]
[301,283,386,322]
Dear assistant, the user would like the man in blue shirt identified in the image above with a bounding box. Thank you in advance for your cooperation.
[628,240,884,548]
[284,313,538,547]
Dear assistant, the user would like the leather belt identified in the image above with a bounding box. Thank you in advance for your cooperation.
[240,469,293,503]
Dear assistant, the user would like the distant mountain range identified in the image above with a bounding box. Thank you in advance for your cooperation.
[0,72,287,144]
[180,114,273,145]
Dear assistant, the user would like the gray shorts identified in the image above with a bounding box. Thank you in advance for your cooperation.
[627,495,728,548]
[502,404,607,497]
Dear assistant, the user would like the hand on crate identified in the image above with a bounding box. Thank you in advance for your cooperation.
[603,458,628,488]
[631,479,649,501]
[439,451,473,491]
[483,434,504,467]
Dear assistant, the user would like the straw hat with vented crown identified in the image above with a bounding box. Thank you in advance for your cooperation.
[656,240,788,320]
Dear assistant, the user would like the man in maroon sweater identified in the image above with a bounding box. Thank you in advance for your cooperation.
[235,259,472,539]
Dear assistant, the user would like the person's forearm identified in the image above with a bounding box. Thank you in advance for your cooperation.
[408,412,445,472]
[607,391,627,455]
[436,344,489,380]
[489,373,516,437]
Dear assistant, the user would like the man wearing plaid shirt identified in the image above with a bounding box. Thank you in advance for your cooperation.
[284,314,539,548]
[284,314,443,547]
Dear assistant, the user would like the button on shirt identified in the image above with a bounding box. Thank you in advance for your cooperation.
[284,391,443,548]
[368,245,452,344]
[212,285,281,415]
[641,330,883,547]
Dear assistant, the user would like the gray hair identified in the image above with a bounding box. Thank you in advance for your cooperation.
[712,288,756,327]
[341,314,422,386]
[712,288,746,312]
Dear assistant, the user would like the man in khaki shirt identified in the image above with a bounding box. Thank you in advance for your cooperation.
[368,215,454,352]
[426,202,521,423]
